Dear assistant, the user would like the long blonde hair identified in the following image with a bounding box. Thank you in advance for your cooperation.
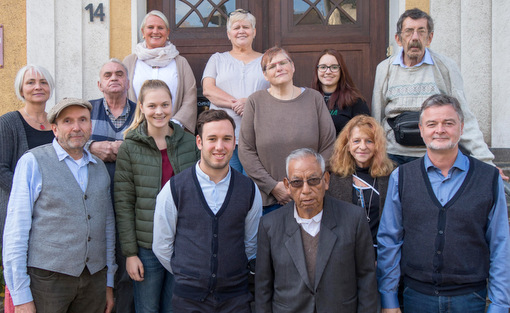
[329,115,394,177]
[124,79,172,137]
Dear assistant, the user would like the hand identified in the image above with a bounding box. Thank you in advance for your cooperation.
[232,98,247,116]
[15,301,36,313]
[497,166,509,181]
[126,256,144,281]
[104,287,114,313]
[90,141,121,162]
[271,182,291,205]
[381,309,402,313]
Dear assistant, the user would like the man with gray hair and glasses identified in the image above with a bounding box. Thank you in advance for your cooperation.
[371,8,503,180]
[256,148,377,313]
[377,94,510,313]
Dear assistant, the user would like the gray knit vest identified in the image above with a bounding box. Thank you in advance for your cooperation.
[399,156,498,296]
[170,166,255,302]
[28,143,111,277]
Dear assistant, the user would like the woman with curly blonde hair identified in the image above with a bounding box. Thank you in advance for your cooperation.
[327,115,394,256]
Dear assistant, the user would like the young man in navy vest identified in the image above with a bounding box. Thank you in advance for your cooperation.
[88,58,137,313]
[153,109,262,312]
[377,94,510,313]
[3,98,117,313]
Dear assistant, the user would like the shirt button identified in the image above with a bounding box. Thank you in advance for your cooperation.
[88,237,91,241]
[88,215,91,220]
[438,230,444,235]
[212,274,216,278]
[213,234,218,238]
[86,257,89,262]
[84,195,88,200]
[434,290,439,295]
[436,250,441,255]
[213,254,217,258]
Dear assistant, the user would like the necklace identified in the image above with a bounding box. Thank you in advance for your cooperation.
[24,107,47,130]
[353,173,377,222]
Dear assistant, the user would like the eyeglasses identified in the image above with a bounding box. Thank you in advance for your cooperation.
[265,59,291,71]
[287,173,325,188]
[400,28,429,38]
[317,64,340,73]
[228,9,251,17]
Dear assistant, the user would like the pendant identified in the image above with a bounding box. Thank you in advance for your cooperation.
[40,124,45,130]
[367,216,371,222]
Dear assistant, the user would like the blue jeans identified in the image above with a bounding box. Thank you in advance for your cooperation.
[403,287,487,313]
[230,145,246,175]
[133,248,174,313]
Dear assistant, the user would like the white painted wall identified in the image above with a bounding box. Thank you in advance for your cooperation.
[492,1,510,147]
[26,0,110,111]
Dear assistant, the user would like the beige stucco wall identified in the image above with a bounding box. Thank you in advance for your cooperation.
[111,0,132,60]
[0,1,27,115]
[406,0,429,12]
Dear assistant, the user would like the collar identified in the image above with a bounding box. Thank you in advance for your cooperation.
[293,205,323,225]
[195,161,231,185]
[393,47,434,68]
[53,138,96,164]
[424,150,469,173]
[102,98,130,117]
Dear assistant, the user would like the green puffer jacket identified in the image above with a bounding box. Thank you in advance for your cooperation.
[114,120,200,257]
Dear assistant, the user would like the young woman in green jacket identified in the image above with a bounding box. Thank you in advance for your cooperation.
[114,80,199,313]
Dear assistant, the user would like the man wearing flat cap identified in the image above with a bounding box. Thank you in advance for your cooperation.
[3,98,117,313]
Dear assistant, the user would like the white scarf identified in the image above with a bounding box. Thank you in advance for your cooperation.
[135,41,180,67]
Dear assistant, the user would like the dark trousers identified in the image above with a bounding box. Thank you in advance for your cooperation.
[113,239,135,313]
[29,267,106,313]
[172,292,252,313]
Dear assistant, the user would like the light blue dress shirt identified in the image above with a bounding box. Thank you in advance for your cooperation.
[377,151,510,313]
[393,47,434,68]
[152,161,263,273]
[2,139,117,306]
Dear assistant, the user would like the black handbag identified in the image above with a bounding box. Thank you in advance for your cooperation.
[387,111,425,146]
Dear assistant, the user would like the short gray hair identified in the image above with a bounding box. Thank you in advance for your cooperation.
[420,94,464,124]
[14,64,55,101]
[141,10,170,33]
[99,58,129,78]
[285,148,325,177]
[396,8,434,38]
[227,9,256,32]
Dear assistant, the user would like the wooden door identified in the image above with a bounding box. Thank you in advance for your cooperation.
[148,0,387,106]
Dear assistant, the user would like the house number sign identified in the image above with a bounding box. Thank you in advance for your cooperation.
[85,3,105,22]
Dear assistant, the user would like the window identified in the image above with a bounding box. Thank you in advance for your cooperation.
[293,0,357,25]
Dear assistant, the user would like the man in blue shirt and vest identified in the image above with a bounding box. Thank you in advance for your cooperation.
[153,109,262,312]
[377,94,510,313]
[3,98,117,313]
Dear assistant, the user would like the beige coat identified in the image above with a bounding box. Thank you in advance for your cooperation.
[123,54,198,133]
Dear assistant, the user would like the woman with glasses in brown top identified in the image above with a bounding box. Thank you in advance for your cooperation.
[312,48,370,136]
[239,46,336,215]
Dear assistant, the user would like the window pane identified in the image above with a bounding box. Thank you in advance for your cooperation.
[176,0,235,28]
[294,0,357,26]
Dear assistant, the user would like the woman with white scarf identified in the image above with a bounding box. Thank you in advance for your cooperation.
[123,10,197,133]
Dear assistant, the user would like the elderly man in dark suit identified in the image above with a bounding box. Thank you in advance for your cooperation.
[255,148,377,313]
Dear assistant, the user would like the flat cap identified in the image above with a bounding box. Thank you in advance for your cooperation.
[48,98,92,123]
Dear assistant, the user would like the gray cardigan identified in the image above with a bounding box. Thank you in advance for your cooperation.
[0,111,29,240]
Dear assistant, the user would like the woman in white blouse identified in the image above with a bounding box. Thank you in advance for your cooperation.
[202,9,269,173]
[123,10,197,133]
